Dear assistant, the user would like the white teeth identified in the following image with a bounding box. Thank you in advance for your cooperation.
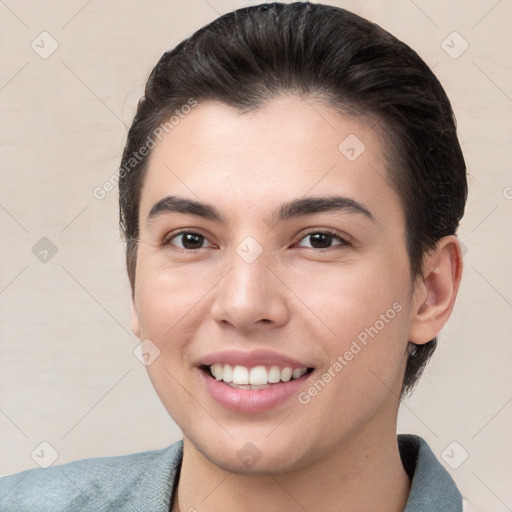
[292,368,306,379]
[212,363,223,380]
[249,366,268,385]
[232,365,249,385]
[209,364,309,385]
[280,367,293,382]
[222,364,233,383]
[268,365,281,383]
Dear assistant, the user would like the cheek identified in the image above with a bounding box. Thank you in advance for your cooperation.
[133,259,213,420]
[290,256,410,336]
[133,254,217,356]
[294,270,410,436]
[290,259,411,392]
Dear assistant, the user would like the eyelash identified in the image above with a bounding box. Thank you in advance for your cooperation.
[162,229,352,251]
[162,230,216,250]
[294,229,352,250]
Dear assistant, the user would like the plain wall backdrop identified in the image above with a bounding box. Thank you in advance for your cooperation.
[1,1,511,510]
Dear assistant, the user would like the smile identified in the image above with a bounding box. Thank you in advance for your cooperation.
[208,364,310,389]
[198,362,314,413]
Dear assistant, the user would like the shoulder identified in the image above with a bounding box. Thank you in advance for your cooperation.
[0,440,183,512]
[398,434,462,512]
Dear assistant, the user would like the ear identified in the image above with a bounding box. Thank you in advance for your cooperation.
[408,235,463,345]
[131,296,141,339]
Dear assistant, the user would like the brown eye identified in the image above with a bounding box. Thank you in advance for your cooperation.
[297,231,349,249]
[165,232,213,250]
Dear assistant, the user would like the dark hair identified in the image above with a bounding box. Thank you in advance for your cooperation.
[119,2,467,397]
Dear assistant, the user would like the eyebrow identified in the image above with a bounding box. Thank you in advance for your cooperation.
[148,196,222,222]
[147,195,375,225]
[274,196,374,223]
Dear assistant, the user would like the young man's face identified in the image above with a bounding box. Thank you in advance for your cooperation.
[132,96,422,474]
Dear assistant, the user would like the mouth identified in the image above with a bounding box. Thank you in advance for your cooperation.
[198,363,315,413]
[201,363,314,389]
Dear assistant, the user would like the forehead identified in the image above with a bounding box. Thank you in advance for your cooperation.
[139,95,402,225]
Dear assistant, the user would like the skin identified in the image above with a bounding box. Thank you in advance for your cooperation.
[131,96,463,512]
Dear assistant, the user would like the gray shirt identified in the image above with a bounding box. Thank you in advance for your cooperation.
[0,434,462,511]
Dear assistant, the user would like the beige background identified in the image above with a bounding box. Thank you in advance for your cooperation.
[0,1,511,510]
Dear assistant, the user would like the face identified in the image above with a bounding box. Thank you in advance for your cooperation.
[131,96,419,474]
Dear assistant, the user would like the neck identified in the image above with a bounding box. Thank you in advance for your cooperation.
[172,423,410,512]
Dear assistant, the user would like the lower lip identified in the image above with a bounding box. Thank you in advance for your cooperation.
[197,368,313,413]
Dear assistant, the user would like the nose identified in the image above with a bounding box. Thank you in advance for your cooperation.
[210,249,290,331]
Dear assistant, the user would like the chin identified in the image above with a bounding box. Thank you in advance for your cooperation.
[183,428,317,476]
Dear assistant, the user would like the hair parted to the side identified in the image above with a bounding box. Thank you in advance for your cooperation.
[119,2,467,397]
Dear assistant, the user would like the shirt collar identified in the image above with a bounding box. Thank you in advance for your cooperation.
[399,434,462,512]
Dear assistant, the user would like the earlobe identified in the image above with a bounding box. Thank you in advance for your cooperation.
[408,235,463,345]
[131,297,141,338]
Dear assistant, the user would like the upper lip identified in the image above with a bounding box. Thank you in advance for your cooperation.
[197,349,313,369]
